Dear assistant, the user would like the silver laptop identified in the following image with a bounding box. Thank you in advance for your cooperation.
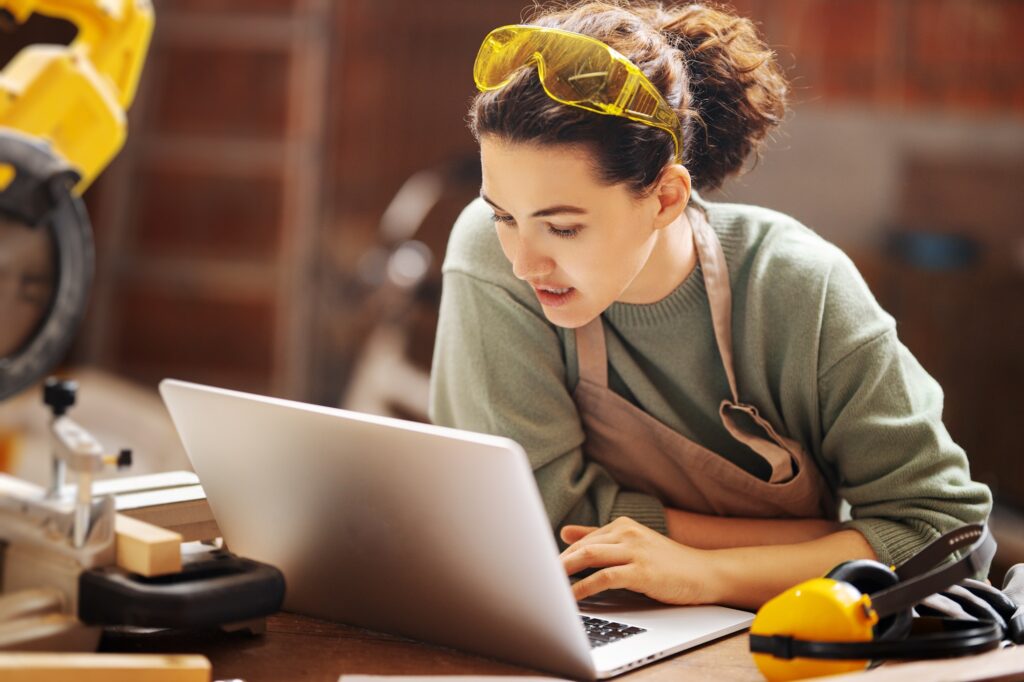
[159,379,752,679]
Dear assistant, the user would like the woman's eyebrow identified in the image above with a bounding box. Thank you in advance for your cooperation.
[480,192,588,218]
[479,192,504,211]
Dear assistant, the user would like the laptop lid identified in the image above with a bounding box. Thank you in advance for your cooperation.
[159,379,596,679]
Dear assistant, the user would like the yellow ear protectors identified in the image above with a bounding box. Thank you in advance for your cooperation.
[749,524,1000,681]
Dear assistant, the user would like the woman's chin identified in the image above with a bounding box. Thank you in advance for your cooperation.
[541,304,599,330]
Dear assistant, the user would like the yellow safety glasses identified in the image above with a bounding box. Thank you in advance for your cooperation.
[473,24,683,163]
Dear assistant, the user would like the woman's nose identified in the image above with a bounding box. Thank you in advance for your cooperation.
[511,238,554,280]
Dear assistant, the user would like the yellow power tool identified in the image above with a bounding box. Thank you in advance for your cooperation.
[0,0,152,399]
[0,3,287,656]
[0,0,153,192]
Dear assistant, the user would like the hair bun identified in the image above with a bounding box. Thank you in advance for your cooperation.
[646,4,787,190]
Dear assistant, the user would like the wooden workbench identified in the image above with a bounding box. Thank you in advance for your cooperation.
[100,611,763,681]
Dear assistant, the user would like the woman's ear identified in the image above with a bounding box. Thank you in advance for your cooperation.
[652,164,692,230]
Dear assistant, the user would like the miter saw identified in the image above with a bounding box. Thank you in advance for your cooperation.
[0,0,284,652]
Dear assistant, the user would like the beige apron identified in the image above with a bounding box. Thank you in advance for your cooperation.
[572,207,835,519]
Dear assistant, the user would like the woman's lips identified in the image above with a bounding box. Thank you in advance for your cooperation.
[533,286,577,307]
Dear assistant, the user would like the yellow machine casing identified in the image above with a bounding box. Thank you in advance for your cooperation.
[0,0,153,193]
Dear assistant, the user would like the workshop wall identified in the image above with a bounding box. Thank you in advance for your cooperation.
[71,1,1023,556]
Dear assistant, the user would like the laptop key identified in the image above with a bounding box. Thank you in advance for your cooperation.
[580,615,647,649]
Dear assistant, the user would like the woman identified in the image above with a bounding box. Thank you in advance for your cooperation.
[429,1,991,610]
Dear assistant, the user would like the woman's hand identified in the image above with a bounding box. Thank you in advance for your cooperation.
[559,516,720,605]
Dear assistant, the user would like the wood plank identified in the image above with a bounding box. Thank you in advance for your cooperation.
[0,653,210,681]
[118,491,220,544]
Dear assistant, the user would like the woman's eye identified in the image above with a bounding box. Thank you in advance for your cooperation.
[548,225,579,239]
[490,213,577,239]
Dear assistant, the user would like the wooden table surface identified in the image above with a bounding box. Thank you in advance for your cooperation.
[101,612,764,681]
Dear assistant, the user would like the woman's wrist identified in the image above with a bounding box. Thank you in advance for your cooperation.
[693,530,880,610]
[695,548,738,606]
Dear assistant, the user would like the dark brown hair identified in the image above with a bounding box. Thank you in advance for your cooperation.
[469,1,787,193]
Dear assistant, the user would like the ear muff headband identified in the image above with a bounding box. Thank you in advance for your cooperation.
[871,524,995,618]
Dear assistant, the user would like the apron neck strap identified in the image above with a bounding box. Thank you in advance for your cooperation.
[688,206,740,405]
[690,208,796,482]
[576,316,608,387]
[574,206,739,396]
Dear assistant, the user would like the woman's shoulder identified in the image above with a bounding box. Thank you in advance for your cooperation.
[698,194,854,291]
[701,195,894,355]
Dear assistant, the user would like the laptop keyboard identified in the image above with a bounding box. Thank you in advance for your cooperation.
[580,615,647,649]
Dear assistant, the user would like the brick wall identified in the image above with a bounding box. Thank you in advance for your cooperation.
[733,0,1024,114]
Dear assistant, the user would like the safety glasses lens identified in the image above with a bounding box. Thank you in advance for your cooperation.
[476,28,628,108]
[544,50,627,105]
[475,28,532,88]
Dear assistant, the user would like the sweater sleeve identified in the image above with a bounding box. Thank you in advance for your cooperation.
[428,204,666,536]
[816,255,992,570]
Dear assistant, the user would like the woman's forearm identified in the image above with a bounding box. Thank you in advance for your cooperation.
[665,507,844,549]
[704,529,877,610]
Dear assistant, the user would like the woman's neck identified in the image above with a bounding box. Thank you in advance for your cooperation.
[617,211,697,305]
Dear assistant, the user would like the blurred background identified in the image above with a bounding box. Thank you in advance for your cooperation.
[0,0,1021,573]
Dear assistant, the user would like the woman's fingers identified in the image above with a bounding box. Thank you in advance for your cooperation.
[561,517,645,556]
[559,518,709,605]
[571,565,635,601]
[561,526,619,556]
[560,524,598,544]
[562,543,632,576]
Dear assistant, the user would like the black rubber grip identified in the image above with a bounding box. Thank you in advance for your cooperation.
[79,550,285,628]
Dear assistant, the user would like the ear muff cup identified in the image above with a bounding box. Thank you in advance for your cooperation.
[825,560,898,592]
[826,560,912,640]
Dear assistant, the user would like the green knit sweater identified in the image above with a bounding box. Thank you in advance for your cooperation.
[428,194,992,568]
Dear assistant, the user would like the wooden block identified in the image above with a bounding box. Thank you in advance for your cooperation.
[0,653,210,681]
[114,514,182,577]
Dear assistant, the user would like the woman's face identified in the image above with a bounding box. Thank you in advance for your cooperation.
[480,137,667,329]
